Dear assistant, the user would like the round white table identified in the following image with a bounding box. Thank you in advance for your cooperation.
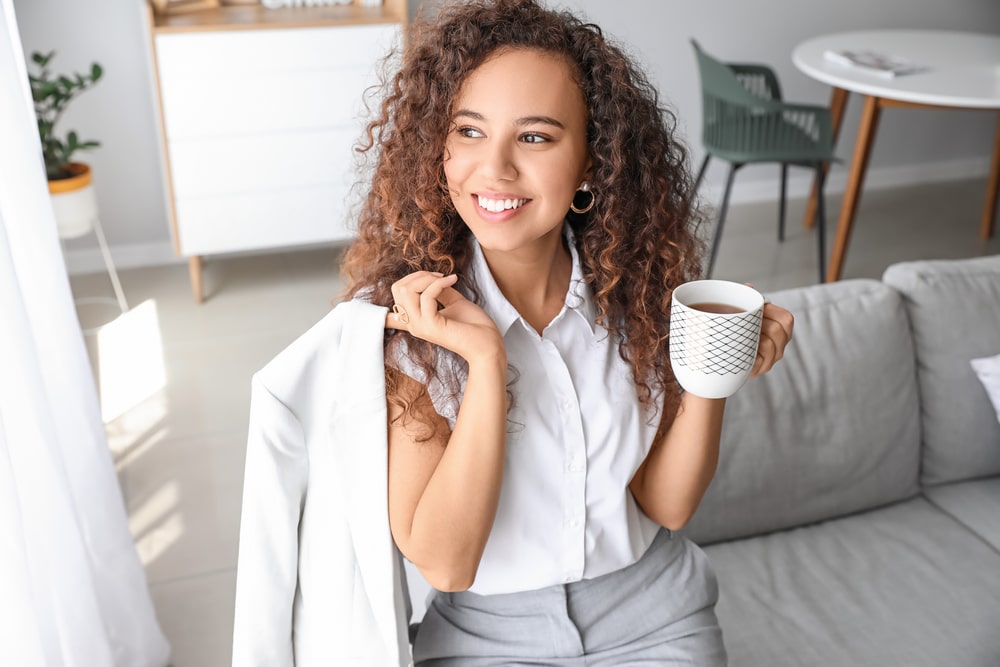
[792,30,1000,281]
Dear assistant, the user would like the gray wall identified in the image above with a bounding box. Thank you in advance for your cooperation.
[14,0,1000,272]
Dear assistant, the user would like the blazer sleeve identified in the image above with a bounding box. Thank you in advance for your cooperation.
[231,374,308,667]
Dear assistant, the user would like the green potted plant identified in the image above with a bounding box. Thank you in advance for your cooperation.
[29,50,104,238]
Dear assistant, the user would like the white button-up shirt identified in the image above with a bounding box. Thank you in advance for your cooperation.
[392,227,663,595]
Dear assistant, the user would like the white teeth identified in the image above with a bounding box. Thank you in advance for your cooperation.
[477,195,527,212]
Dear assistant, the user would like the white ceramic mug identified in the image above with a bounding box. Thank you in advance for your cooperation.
[669,280,765,399]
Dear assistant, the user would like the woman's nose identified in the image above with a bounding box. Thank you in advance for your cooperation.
[482,140,518,181]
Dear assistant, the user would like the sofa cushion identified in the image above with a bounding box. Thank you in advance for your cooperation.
[703,497,1000,667]
[882,255,1000,485]
[685,280,920,545]
[923,477,1000,552]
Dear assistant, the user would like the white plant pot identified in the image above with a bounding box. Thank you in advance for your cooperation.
[48,162,97,240]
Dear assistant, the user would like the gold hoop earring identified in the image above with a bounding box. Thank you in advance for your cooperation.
[570,182,595,214]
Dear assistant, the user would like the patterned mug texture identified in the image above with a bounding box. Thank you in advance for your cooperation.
[669,280,764,399]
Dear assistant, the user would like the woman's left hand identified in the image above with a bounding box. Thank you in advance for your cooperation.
[751,302,794,378]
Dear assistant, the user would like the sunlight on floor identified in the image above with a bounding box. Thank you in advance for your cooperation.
[97,299,166,424]
[129,479,185,568]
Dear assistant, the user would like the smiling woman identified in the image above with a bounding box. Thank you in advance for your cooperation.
[337,0,744,663]
[233,0,795,664]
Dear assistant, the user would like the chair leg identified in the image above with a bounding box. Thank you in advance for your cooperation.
[778,163,788,242]
[694,154,711,192]
[707,163,739,278]
[815,163,827,283]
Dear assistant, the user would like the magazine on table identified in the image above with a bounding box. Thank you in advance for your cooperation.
[823,49,927,78]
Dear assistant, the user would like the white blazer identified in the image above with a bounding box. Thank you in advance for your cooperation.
[232,300,413,667]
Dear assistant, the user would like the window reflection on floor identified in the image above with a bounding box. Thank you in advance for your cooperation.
[96,299,166,424]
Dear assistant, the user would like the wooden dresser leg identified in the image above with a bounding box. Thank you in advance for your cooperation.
[188,255,204,304]
[981,111,1000,240]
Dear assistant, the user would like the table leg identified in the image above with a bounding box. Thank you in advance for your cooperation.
[827,95,882,282]
[188,255,204,304]
[804,87,849,229]
[981,111,1000,239]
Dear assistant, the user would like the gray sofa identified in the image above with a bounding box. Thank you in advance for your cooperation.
[685,254,1000,666]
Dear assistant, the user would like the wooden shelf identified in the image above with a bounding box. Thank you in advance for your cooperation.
[151,2,406,33]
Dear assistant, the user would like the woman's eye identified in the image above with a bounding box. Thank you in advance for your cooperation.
[521,132,549,144]
[457,126,484,138]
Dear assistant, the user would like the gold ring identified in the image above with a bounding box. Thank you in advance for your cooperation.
[391,304,409,324]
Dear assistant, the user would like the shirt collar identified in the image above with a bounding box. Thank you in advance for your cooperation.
[468,223,598,336]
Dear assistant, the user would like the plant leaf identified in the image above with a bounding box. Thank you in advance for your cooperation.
[29,51,105,179]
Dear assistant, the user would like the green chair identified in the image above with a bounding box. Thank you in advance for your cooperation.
[691,40,836,282]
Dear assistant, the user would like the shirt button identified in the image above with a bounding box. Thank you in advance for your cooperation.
[560,398,572,412]
[568,519,581,528]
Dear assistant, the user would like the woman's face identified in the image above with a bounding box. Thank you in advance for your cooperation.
[443,48,591,256]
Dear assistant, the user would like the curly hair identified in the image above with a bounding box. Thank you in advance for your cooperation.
[342,0,705,433]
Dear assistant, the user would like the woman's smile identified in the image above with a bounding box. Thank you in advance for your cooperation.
[473,193,533,221]
[475,194,530,213]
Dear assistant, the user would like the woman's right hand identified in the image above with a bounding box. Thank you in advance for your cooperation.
[385,272,509,592]
[385,271,505,364]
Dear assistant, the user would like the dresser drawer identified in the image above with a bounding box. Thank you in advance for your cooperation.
[155,24,398,139]
[175,185,358,256]
[167,128,358,198]
[159,68,377,139]
[154,24,400,77]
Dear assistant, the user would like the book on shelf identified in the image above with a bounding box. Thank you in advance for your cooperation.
[823,49,927,78]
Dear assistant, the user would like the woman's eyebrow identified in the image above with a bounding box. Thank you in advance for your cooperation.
[453,109,565,129]
[453,109,486,122]
[516,115,565,129]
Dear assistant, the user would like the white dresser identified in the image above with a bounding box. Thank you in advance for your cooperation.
[146,3,405,301]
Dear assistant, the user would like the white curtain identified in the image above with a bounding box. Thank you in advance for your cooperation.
[0,1,170,665]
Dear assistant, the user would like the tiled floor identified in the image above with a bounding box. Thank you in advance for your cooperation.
[70,179,1000,666]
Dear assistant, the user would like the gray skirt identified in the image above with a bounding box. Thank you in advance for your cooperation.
[412,529,727,666]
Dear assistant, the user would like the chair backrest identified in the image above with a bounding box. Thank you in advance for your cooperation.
[691,40,768,109]
[690,40,830,163]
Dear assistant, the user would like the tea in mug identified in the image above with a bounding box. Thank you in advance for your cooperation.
[688,302,745,315]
